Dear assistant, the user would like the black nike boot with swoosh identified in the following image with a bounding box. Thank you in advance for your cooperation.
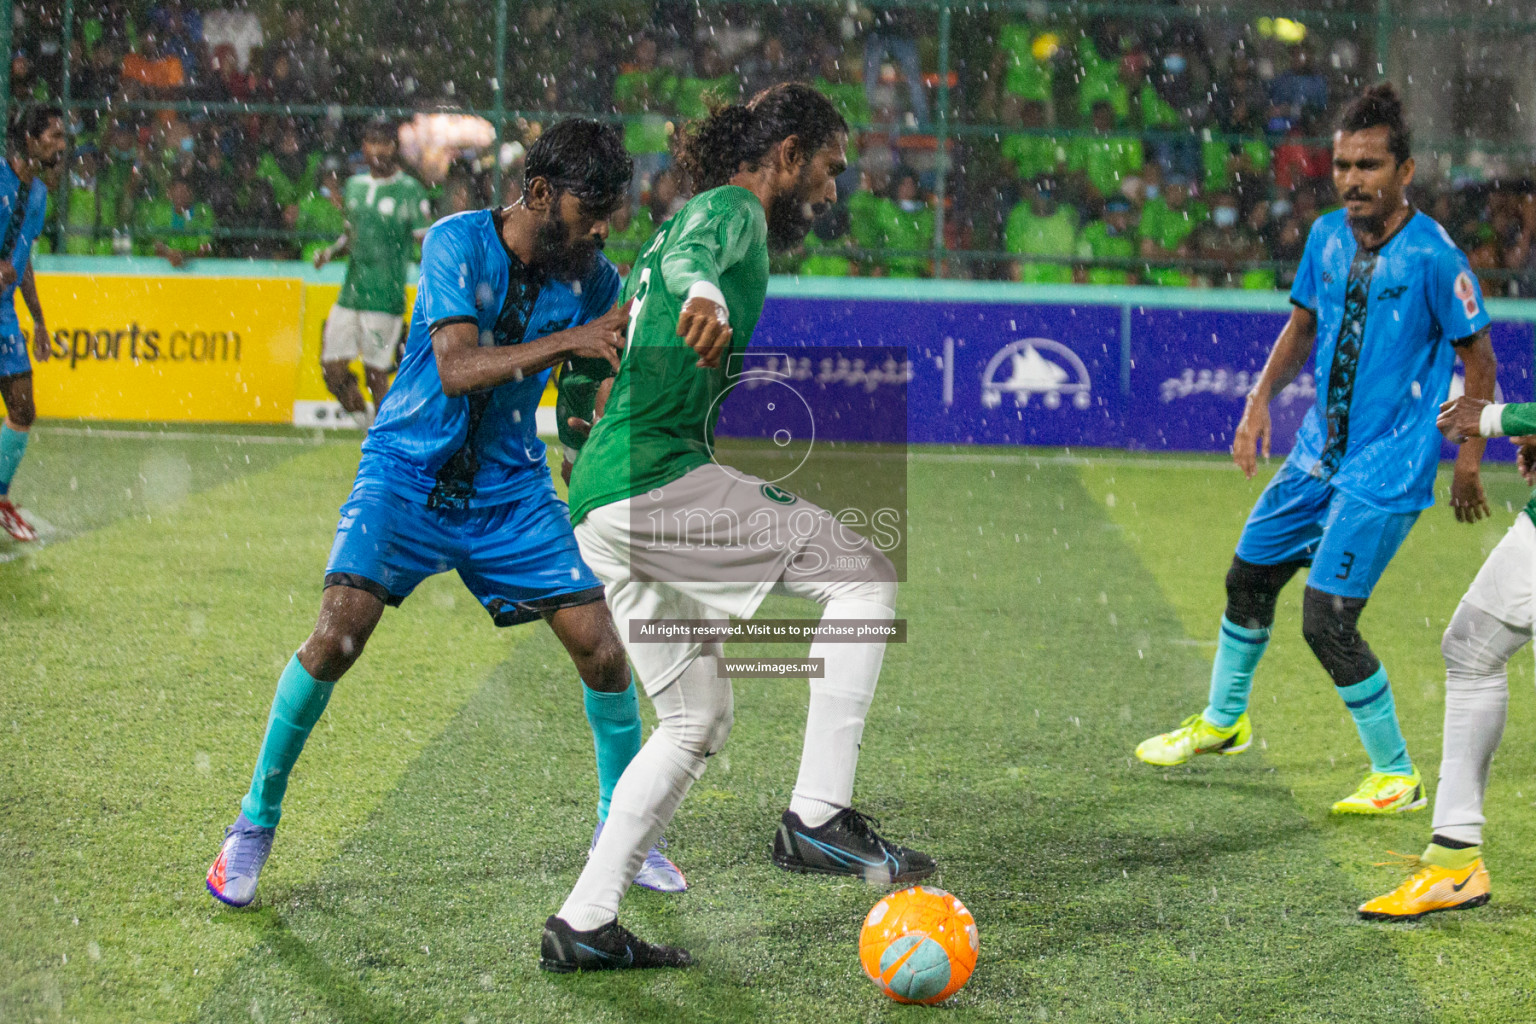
[538,915,693,973]
[772,808,936,885]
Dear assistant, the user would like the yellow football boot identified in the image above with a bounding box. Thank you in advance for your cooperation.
[1359,859,1490,921]
[1331,768,1426,815]
[1134,712,1252,767]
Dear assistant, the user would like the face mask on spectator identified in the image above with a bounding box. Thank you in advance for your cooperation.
[1271,199,1293,219]
[900,198,924,213]
[1163,54,1187,74]
[1144,184,1160,201]
[1214,206,1239,228]
[181,137,195,152]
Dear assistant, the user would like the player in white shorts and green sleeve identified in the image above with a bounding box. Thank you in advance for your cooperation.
[313,118,432,424]
[540,83,936,974]
[1359,395,1536,920]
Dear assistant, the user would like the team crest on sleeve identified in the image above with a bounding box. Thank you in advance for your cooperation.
[1455,271,1480,319]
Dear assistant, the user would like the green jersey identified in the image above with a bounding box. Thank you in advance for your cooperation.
[567,186,770,524]
[338,171,431,315]
[255,151,322,207]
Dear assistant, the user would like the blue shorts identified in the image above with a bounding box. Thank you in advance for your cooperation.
[1234,461,1419,600]
[0,332,30,379]
[324,478,605,626]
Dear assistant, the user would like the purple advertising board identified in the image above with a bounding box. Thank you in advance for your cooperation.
[748,298,1123,446]
[720,291,1535,461]
[1129,309,1533,461]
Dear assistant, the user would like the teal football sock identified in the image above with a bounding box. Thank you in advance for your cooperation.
[1338,666,1413,775]
[1202,616,1269,728]
[0,423,29,496]
[240,654,336,828]
[583,677,642,822]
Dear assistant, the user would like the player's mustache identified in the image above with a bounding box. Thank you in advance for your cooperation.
[1343,190,1372,202]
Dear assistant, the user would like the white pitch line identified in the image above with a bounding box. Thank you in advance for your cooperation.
[38,426,352,446]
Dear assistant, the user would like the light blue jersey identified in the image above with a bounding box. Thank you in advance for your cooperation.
[360,209,621,509]
[0,161,49,334]
[1287,208,1490,513]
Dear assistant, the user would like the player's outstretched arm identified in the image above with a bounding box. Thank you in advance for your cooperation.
[433,300,631,397]
[1232,303,1316,478]
[1436,328,1496,522]
[314,231,350,269]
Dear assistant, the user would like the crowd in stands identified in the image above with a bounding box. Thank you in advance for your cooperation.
[12,0,1536,293]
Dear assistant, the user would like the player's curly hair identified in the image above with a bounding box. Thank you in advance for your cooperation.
[524,118,633,215]
[676,82,847,192]
[1338,82,1411,165]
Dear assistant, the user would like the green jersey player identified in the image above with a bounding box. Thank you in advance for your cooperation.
[541,83,935,974]
[313,119,432,424]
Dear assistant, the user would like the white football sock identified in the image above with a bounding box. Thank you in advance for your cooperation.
[557,653,727,931]
[788,596,895,828]
[557,729,703,931]
[1432,602,1527,845]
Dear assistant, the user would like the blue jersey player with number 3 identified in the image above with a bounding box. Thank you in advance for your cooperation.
[1134,84,1498,815]
[206,120,686,907]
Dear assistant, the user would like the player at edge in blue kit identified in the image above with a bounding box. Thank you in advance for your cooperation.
[1134,83,1499,814]
[0,105,65,543]
[207,120,686,906]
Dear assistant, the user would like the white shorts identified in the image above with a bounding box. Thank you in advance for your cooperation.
[321,305,403,370]
[1464,512,1536,629]
[576,463,873,695]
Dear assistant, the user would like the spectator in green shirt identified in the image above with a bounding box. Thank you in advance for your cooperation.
[256,121,321,208]
[797,204,855,277]
[604,197,655,274]
[1005,177,1078,284]
[134,176,215,267]
[61,147,119,254]
[847,163,895,276]
[991,22,1054,104]
[1067,100,1143,200]
[675,43,740,120]
[295,161,347,264]
[613,37,677,195]
[1076,197,1138,285]
[1000,97,1066,184]
[1139,174,1206,286]
[885,167,935,278]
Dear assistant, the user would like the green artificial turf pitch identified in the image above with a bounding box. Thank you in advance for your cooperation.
[5,424,1536,1023]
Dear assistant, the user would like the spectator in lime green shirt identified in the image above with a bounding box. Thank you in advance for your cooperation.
[1000,97,1066,183]
[675,44,739,120]
[604,198,656,274]
[1139,174,1206,286]
[848,164,895,276]
[885,167,935,278]
[295,163,347,264]
[798,205,856,277]
[256,122,321,208]
[1076,197,1138,285]
[134,176,214,267]
[614,37,677,195]
[1068,101,1143,200]
[1005,178,1078,284]
[991,22,1054,104]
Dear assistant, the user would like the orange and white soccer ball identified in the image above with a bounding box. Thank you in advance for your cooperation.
[859,886,978,1005]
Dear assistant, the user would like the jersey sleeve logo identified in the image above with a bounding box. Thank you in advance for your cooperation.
[1454,270,1480,319]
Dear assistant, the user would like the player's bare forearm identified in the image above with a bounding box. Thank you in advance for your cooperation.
[433,300,629,397]
[1250,305,1317,403]
[1446,328,1496,522]
[19,265,44,323]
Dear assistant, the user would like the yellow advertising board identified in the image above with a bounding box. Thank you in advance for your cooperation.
[24,275,303,423]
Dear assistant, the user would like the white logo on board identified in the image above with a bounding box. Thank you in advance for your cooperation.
[980,338,1092,410]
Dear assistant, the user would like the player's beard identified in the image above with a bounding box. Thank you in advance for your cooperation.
[534,213,601,281]
[1342,188,1389,236]
[765,168,820,251]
